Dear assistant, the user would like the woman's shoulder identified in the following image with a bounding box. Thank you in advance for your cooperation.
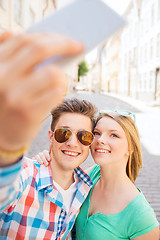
[130,191,156,211]
[126,191,156,216]
[127,191,159,238]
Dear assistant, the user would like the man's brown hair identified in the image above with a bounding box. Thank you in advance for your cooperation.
[51,98,97,131]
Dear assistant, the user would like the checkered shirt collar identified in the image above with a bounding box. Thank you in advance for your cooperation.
[33,161,93,191]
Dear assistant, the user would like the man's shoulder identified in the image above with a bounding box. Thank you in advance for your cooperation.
[31,159,53,190]
[22,157,51,179]
[21,156,39,178]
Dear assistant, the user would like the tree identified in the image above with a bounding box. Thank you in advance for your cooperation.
[78,60,89,81]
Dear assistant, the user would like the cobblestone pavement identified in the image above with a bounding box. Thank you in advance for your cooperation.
[27,92,160,224]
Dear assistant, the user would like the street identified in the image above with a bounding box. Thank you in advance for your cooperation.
[27,92,160,223]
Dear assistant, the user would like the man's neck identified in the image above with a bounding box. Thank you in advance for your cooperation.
[50,162,75,190]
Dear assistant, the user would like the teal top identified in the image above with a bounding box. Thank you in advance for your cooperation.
[75,165,159,240]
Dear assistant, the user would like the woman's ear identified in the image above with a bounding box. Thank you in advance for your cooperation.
[126,149,133,156]
[126,151,129,156]
[48,130,53,143]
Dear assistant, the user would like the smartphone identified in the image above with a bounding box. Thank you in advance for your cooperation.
[28,0,126,70]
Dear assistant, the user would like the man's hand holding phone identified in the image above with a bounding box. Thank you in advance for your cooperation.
[0,0,126,166]
[0,32,83,166]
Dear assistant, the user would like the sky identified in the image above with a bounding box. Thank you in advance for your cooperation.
[103,0,130,15]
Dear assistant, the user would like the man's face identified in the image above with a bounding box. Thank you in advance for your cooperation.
[49,113,92,172]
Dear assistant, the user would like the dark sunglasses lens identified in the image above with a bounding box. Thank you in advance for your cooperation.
[54,129,72,143]
[77,131,94,146]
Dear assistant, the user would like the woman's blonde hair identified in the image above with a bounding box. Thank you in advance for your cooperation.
[96,112,142,183]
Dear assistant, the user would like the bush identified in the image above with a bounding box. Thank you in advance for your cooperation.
[78,60,89,81]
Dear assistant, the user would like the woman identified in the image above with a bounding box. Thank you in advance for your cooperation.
[34,111,159,239]
[75,111,159,239]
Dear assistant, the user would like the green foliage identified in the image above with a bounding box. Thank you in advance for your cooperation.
[78,60,89,81]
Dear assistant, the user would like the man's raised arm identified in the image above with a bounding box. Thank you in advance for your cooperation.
[0,32,83,167]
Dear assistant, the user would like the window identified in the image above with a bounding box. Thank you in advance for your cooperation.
[135,22,138,40]
[144,73,147,90]
[149,71,154,89]
[13,0,22,26]
[139,77,142,90]
[140,47,143,64]
[156,33,160,57]
[133,47,137,65]
[28,7,36,27]
[129,51,132,65]
[143,46,145,64]
[0,0,7,10]
[150,38,153,59]
[158,0,160,19]
[140,21,143,36]
[151,4,155,26]
[144,43,148,63]
[144,16,148,33]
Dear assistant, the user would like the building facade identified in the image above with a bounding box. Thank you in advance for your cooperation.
[100,0,160,103]
[101,32,121,94]
[0,0,56,32]
[119,0,160,102]
[0,0,78,93]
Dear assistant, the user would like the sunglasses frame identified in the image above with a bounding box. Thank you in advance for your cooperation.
[99,110,136,125]
[53,128,94,146]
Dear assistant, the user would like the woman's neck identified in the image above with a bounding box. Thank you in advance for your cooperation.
[98,163,131,192]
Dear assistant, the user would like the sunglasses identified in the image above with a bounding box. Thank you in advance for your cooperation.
[99,110,136,125]
[53,128,94,146]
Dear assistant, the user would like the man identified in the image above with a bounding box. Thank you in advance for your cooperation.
[0,98,97,239]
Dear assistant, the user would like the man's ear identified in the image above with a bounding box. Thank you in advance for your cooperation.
[48,130,53,143]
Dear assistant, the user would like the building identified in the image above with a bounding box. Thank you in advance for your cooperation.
[101,32,121,94]
[0,0,78,93]
[102,0,160,103]
[0,0,56,32]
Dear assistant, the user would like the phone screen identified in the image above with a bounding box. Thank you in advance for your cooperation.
[28,0,126,70]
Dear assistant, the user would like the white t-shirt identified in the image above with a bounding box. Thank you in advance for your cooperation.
[53,177,77,213]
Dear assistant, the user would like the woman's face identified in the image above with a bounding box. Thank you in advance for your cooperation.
[91,116,129,166]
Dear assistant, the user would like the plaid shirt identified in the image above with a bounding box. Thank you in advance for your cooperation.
[0,157,93,240]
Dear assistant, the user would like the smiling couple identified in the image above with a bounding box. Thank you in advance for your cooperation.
[0,98,159,240]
